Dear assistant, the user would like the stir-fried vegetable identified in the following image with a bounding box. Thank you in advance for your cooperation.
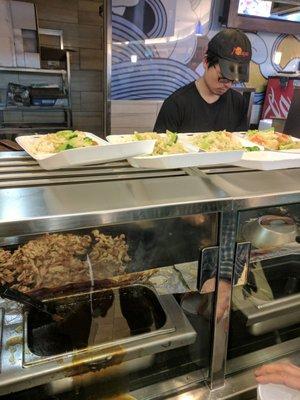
[132,131,186,155]
[30,130,98,154]
[246,129,300,150]
[192,131,244,152]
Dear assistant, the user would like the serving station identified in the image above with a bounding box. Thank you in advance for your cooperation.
[0,151,299,400]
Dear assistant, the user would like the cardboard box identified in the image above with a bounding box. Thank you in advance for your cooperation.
[0,1,39,68]
[10,1,37,30]
[0,37,16,66]
[0,0,16,66]
[0,0,13,36]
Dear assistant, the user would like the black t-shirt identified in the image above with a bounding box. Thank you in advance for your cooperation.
[154,81,248,133]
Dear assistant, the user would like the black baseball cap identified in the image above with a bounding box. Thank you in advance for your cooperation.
[208,28,252,82]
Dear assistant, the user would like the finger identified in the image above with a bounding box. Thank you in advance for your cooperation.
[255,363,296,376]
[216,301,229,322]
[256,372,300,391]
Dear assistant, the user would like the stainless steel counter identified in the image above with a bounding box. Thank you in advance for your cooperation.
[1,152,300,239]
[0,292,196,395]
[0,152,300,398]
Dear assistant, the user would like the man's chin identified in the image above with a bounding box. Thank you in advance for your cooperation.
[214,89,228,96]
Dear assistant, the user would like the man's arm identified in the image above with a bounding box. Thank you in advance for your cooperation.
[154,98,181,133]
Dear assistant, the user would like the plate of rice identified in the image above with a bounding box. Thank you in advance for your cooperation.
[16,130,155,170]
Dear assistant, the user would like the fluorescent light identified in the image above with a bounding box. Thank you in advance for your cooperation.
[131,54,137,63]
[145,37,168,44]
[274,51,282,65]
[195,21,204,36]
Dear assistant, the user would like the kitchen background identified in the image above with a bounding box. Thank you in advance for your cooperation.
[110,0,300,133]
[0,0,104,136]
[0,0,299,137]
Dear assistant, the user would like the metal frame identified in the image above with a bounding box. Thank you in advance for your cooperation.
[211,197,300,391]
[210,211,237,389]
[139,349,300,400]
[104,0,112,137]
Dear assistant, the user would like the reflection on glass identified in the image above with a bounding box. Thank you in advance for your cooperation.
[228,204,300,362]
[27,286,166,357]
[1,213,218,393]
[238,0,300,23]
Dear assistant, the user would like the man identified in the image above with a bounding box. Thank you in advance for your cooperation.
[154,28,252,133]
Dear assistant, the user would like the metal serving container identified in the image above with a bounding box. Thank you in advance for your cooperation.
[242,215,298,249]
[0,286,196,395]
[233,255,300,336]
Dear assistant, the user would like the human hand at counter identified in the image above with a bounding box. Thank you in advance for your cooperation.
[255,363,300,391]
[199,278,231,322]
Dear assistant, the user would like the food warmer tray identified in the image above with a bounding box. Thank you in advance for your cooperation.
[0,286,196,396]
[233,255,300,336]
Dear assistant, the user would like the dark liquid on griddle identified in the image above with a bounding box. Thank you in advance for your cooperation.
[27,285,166,357]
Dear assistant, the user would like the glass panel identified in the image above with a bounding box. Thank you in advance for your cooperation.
[238,0,300,23]
[0,213,218,396]
[228,204,300,361]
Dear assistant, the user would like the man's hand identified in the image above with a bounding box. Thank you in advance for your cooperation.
[255,363,300,391]
[200,278,231,322]
[200,277,216,293]
[215,279,231,322]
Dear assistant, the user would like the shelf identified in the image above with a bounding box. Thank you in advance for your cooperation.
[0,126,71,134]
[0,106,70,111]
[0,66,67,74]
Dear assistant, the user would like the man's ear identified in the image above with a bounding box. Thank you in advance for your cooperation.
[203,57,208,72]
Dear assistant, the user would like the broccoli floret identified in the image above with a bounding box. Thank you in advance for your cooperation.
[245,146,261,152]
[166,130,178,145]
[56,130,77,139]
[57,143,75,152]
[83,137,94,145]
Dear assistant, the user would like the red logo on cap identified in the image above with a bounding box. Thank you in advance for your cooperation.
[231,46,249,57]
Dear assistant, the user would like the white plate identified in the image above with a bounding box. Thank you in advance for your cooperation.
[280,147,300,154]
[16,132,105,159]
[128,150,243,169]
[258,383,300,400]
[106,134,137,144]
[106,134,167,145]
[233,151,300,170]
[16,133,155,170]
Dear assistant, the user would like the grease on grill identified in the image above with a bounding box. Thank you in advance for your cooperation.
[27,285,166,357]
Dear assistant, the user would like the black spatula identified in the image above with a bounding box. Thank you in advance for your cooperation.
[0,284,62,321]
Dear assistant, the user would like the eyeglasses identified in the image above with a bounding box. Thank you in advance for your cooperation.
[218,76,235,84]
[213,65,236,84]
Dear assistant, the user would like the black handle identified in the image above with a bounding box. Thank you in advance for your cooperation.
[0,284,48,314]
